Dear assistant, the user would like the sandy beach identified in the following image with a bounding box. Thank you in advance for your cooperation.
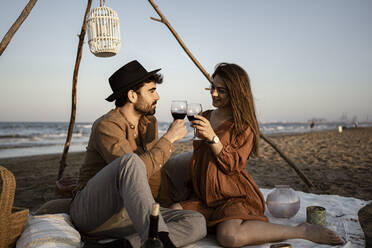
[1,127,371,245]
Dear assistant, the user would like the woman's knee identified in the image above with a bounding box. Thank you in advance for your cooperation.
[217,224,243,247]
[217,231,238,247]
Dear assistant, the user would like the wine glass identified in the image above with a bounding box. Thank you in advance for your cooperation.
[171,100,187,120]
[187,103,203,140]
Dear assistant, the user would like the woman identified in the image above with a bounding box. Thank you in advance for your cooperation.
[171,63,343,247]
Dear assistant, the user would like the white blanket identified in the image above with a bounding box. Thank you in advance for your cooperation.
[187,188,370,248]
[17,188,370,248]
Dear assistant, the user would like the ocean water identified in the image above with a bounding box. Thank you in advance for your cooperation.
[0,121,371,159]
[0,122,91,159]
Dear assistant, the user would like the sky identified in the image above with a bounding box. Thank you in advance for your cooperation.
[0,0,371,123]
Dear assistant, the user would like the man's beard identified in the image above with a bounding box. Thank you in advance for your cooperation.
[134,100,157,115]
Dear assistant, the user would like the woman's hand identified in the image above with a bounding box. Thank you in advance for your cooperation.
[192,115,216,142]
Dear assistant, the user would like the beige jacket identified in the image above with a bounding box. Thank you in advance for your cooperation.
[76,108,174,198]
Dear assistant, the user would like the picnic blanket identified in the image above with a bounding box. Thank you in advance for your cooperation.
[188,188,370,248]
[16,188,370,248]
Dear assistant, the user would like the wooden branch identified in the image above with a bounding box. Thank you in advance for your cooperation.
[147,0,315,190]
[148,0,212,83]
[58,0,93,180]
[150,17,162,23]
[260,134,315,189]
[0,0,38,56]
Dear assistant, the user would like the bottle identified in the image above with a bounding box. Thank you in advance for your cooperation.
[142,203,164,248]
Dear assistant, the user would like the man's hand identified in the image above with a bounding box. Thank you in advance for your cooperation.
[163,119,187,143]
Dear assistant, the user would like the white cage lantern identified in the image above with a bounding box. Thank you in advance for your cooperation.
[87,2,121,57]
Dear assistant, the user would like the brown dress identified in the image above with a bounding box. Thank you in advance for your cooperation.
[181,110,268,227]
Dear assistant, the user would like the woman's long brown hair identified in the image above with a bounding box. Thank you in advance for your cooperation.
[212,63,260,156]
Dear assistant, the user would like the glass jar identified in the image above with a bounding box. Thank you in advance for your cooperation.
[266,185,300,218]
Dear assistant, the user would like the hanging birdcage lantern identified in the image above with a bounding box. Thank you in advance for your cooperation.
[86,0,121,57]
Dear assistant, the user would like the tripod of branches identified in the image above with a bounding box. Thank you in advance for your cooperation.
[0,0,315,191]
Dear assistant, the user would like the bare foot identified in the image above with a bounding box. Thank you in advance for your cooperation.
[298,223,344,245]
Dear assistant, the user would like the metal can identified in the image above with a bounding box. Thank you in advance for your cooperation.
[307,205,326,226]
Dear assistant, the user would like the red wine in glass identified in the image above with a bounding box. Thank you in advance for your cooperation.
[187,115,197,121]
[172,112,186,120]
[187,103,202,140]
[171,100,187,120]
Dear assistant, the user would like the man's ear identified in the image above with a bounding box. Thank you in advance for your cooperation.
[127,90,138,103]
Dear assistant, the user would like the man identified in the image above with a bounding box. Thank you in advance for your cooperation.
[69,60,206,248]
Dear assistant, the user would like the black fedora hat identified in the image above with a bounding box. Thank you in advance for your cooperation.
[106,60,161,102]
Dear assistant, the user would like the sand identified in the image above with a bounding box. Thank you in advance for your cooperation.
[1,127,371,245]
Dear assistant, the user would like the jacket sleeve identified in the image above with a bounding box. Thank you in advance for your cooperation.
[214,127,254,175]
[95,118,174,179]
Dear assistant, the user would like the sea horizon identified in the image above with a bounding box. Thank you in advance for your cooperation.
[1,120,371,159]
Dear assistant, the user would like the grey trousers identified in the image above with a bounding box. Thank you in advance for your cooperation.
[69,154,206,248]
